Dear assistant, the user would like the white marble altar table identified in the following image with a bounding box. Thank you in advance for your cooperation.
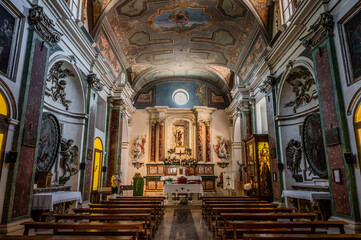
[160,176,202,181]
[163,184,204,195]
[32,191,82,211]
[282,190,330,203]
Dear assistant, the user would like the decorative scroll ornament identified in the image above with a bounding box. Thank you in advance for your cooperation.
[259,76,276,94]
[286,139,302,182]
[132,135,146,162]
[59,138,79,184]
[28,5,62,44]
[213,136,229,161]
[87,73,104,92]
[46,61,74,110]
[300,12,334,51]
[284,68,317,113]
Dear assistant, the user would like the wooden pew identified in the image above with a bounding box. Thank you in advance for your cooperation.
[22,222,145,240]
[220,221,347,240]
[54,213,154,239]
[243,233,361,239]
[203,203,278,218]
[0,236,133,240]
[211,213,317,236]
[207,208,295,229]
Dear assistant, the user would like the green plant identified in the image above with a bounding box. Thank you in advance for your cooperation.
[165,177,173,182]
[179,197,188,205]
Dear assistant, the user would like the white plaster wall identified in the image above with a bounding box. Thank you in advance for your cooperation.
[256,98,268,134]
[211,110,234,196]
[123,110,149,184]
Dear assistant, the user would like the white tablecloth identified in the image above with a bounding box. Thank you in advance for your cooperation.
[163,184,204,195]
[282,190,330,202]
[32,191,82,211]
[160,176,202,181]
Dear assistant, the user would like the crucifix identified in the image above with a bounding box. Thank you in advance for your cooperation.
[175,149,185,164]
[226,175,232,187]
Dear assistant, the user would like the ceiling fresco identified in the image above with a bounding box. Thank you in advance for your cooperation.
[91,0,271,96]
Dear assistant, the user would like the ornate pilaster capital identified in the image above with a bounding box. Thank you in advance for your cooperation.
[249,98,256,110]
[87,73,104,92]
[204,121,211,127]
[28,5,62,44]
[238,99,251,112]
[259,76,276,94]
[197,120,204,126]
[107,96,114,105]
[300,12,334,51]
[150,120,157,126]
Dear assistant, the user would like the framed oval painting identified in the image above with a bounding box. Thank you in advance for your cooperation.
[302,113,328,178]
[36,112,61,174]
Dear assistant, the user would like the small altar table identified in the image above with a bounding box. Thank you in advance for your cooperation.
[160,176,202,181]
[32,191,82,211]
[282,190,330,202]
[163,184,204,201]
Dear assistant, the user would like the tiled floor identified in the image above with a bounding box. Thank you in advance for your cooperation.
[155,205,212,240]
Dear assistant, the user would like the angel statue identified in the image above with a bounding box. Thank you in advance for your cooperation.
[213,136,229,161]
[59,138,79,182]
[132,135,146,162]
[286,139,302,175]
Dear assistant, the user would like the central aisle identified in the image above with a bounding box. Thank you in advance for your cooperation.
[155,205,212,240]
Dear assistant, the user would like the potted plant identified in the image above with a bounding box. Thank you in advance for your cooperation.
[165,177,173,184]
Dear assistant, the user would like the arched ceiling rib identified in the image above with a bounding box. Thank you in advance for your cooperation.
[90,0,271,96]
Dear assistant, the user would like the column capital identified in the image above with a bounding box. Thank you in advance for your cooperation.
[28,5,62,44]
[259,76,276,94]
[87,73,104,92]
[300,12,334,51]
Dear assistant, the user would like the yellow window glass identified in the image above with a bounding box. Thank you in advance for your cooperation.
[0,134,4,155]
[94,138,103,151]
[0,93,8,116]
[92,151,101,191]
[355,102,361,123]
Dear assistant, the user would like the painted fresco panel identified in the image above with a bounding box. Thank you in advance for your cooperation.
[96,30,122,78]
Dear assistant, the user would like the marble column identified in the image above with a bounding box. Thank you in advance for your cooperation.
[205,121,211,162]
[105,98,123,187]
[158,121,164,161]
[197,121,203,162]
[150,120,156,162]
[3,5,61,222]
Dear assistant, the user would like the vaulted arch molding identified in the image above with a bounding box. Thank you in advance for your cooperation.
[133,76,231,105]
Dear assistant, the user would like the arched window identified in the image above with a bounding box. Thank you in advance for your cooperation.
[0,91,9,178]
[354,102,361,159]
[92,138,103,191]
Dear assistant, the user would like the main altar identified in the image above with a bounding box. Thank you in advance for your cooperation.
[143,107,219,193]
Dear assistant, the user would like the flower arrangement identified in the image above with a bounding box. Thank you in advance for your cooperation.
[181,158,198,166]
[163,156,180,165]
[184,148,192,156]
[179,197,188,205]
[167,148,175,154]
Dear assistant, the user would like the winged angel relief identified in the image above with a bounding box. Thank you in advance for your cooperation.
[132,135,146,162]
[284,70,317,113]
[196,84,207,105]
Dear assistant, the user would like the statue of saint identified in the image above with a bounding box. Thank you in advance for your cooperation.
[175,127,183,146]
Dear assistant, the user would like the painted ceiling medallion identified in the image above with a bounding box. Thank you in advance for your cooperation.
[148,5,214,35]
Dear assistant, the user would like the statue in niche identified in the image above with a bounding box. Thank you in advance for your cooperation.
[132,135,146,162]
[175,126,184,146]
[286,139,303,182]
[59,138,79,184]
[213,136,229,161]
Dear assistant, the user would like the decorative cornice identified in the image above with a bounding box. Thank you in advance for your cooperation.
[87,73,104,92]
[259,76,276,94]
[28,5,62,44]
[300,12,334,51]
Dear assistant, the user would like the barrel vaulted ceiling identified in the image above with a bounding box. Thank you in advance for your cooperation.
[90,0,271,97]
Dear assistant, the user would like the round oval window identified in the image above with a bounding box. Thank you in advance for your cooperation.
[172,89,189,105]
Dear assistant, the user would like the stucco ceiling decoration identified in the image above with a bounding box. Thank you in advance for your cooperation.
[92,0,270,94]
